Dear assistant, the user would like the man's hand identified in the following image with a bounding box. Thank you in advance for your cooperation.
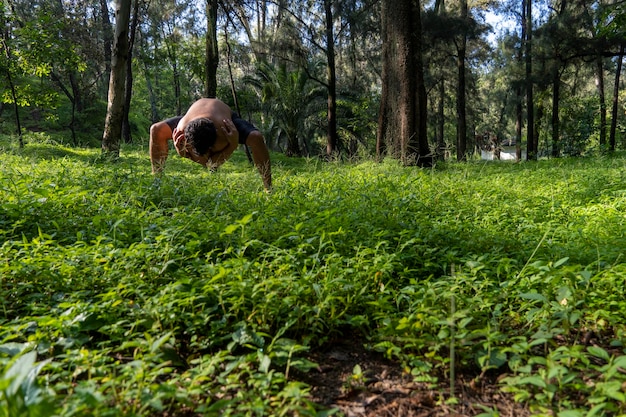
[222,118,237,141]
[172,127,188,157]
[173,126,210,167]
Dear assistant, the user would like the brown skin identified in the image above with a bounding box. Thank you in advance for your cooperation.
[150,98,272,190]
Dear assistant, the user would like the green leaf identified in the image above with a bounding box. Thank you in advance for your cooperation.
[223,224,239,235]
[150,331,173,353]
[553,257,569,267]
[0,342,30,356]
[519,292,548,303]
[611,355,626,369]
[519,375,547,388]
[238,213,255,225]
[5,351,38,396]
[557,410,584,417]
[587,346,610,362]
[259,353,271,374]
[586,403,607,417]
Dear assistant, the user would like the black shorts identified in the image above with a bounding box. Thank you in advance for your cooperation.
[164,116,183,131]
[231,112,258,145]
[163,113,258,145]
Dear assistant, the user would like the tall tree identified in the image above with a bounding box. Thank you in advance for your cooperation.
[596,55,607,150]
[0,3,23,147]
[609,44,623,152]
[433,0,449,160]
[377,0,430,166]
[324,0,339,157]
[603,1,626,152]
[206,0,218,97]
[525,0,535,160]
[456,0,468,161]
[100,0,113,83]
[102,0,131,158]
[516,16,525,161]
[122,0,141,143]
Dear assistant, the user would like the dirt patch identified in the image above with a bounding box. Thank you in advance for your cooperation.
[298,338,530,417]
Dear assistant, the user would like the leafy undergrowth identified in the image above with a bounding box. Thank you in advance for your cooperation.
[1,137,625,416]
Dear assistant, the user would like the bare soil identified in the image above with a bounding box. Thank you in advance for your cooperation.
[298,338,530,417]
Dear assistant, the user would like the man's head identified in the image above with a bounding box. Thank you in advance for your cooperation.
[184,118,217,155]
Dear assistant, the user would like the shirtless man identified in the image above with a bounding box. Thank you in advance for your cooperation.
[149,98,272,190]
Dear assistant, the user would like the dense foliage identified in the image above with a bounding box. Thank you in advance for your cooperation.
[2,0,626,157]
[1,133,625,416]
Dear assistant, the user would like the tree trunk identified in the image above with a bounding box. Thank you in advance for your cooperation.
[285,130,301,157]
[377,0,429,166]
[205,0,219,98]
[525,0,535,160]
[597,56,606,150]
[534,96,543,155]
[456,0,468,161]
[122,0,140,144]
[50,71,77,143]
[99,0,112,87]
[515,1,525,162]
[515,87,522,161]
[6,68,23,147]
[224,26,253,164]
[375,0,388,162]
[437,79,446,160]
[412,0,430,165]
[1,22,23,147]
[139,36,160,123]
[551,68,560,157]
[609,44,623,152]
[324,0,339,158]
[102,0,131,158]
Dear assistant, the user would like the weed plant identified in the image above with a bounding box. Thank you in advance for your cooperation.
[1,137,625,416]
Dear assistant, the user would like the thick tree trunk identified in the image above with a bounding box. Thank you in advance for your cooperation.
[102,0,131,158]
[377,0,429,166]
[324,0,339,158]
[412,0,430,166]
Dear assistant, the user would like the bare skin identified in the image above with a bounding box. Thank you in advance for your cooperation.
[149,98,272,190]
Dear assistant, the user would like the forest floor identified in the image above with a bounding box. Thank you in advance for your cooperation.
[299,337,530,417]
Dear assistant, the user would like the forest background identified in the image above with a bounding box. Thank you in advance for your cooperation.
[2,0,626,160]
[2,1,626,416]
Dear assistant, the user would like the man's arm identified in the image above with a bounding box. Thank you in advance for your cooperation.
[246,131,272,191]
[149,121,173,174]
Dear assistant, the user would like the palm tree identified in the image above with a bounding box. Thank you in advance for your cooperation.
[245,61,325,156]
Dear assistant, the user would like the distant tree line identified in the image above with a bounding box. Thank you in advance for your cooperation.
[2,0,626,162]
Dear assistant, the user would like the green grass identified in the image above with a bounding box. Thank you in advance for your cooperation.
[1,135,625,416]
